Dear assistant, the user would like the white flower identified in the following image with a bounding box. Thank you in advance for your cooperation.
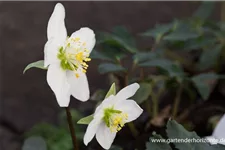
[83,83,143,149]
[44,3,96,107]
[206,114,225,145]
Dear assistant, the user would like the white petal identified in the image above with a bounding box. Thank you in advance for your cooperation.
[115,99,143,122]
[96,122,116,149]
[213,114,225,139]
[47,63,70,107]
[71,27,96,52]
[116,83,140,101]
[66,71,90,101]
[44,39,60,67]
[84,118,102,146]
[94,95,116,118]
[47,3,67,42]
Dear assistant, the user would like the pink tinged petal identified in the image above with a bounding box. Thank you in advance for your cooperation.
[66,71,90,101]
[84,118,102,146]
[116,83,140,101]
[115,99,143,122]
[212,114,225,145]
[71,27,96,53]
[96,122,117,150]
[47,3,67,43]
[47,63,71,107]
[44,39,60,67]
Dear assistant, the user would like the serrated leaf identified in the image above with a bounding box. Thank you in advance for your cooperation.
[22,136,47,150]
[105,83,116,98]
[198,45,222,70]
[192,73,224,100]
[139,59,185,77]
[146,133,172,150]
[23,60,47,74]
[98,63,126,74]
[132,82,152,104]
[77,115,94,125]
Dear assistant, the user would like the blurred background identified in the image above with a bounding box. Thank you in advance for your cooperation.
[0,1,223,150]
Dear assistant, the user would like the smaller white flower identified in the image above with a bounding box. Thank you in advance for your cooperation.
[83,83,143,149]
[205,114,225,145]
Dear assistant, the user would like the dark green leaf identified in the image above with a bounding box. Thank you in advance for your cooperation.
[166,119,225,150]
[132,82,152,104]
[133,51,163,64]
[98,63,126,74]
[139,59,185,77]
[182,37,217,51]
[77,115,94,125]
[23,60,47,74]
[191,73,224,100]
[90,50,114,62]
[142,23,174,38]
[193,1,215,20]
[198,45,222,70]
[22,136,47,150]
[91,89,107,101]
[105,83,116,98]
[109,145,123,150]
[97,26,137,53]
[146,133,172,150]
[164,30,199,41]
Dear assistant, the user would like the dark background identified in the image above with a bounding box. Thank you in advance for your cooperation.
[0,1,221,150]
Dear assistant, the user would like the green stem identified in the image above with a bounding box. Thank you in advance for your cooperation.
[152,92,158,118]
[172,85,183,118]
[145,100,151,117]
[127,122,139,138]
[124,74,139,138]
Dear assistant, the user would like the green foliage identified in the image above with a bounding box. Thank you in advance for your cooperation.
[105,83,117,98]
[97,26,137,53]
[24,109,85,150]
[146,133,172,150]
[132,82,152,104]
[191,73,224,100]
[197,45,222,71]
[23,60,47,74]
[22,136,47,150]
[77,115,94,125]
[146,120,225,150]
[98,63,126,74]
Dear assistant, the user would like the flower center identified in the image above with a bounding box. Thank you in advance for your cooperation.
[57,37,91,78]
[103,107,128,133]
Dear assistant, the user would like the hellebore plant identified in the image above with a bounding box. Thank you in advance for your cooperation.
[24,3,96,150]
[83,83,143,149]
[45,3,95,107]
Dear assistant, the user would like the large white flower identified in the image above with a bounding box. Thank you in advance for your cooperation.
[83,83,143,149]
[44,3,96,107]
[206,114,225,145]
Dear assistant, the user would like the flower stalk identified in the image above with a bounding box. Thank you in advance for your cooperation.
[66,107,79,150]
[172,84,183,118]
